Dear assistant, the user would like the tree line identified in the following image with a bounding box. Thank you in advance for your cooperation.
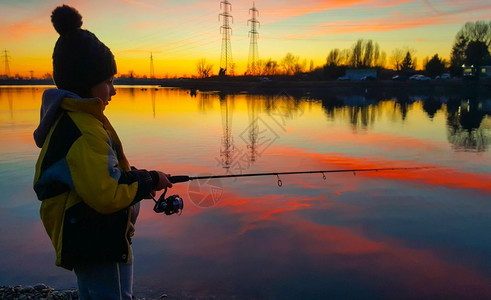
[196,20,491,79]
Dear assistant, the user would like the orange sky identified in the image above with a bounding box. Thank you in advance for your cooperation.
[1,0,490,77]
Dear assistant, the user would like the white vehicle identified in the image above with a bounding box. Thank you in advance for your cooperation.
[410,74,430,81]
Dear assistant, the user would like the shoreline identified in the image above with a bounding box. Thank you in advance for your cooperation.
[0,284,79,300]
[0,284,166,300]
[1,78,489,100]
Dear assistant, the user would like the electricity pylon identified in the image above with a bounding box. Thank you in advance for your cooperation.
[3,49,11,77]
[219,0,233,76]
[150,52,155,79]
[247,2,260,76]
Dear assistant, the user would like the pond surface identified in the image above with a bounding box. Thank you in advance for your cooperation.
[0,86,490,299]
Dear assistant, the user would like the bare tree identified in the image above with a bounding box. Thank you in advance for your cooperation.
[377,50,387,68]
[349,39,380,68]
[196,58,213,78]
[264,59,279,75]
[458,20,491,46]
[281,53,299,75]
[295,58,307,74]
[340,49,351,66]
[326,49,342,66]
[350,39,364,68]
[391,48,405,71]
[362,40,374,68]
[42,73,53,80]
[253,59,265,75]
[373,43,380,66]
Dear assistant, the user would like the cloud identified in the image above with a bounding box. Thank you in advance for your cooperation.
[0,6,53,42]
[284,2,491,39]
[260,0,417,25]
[286,13,459,39]
[121,0,158,9]
[0,20,52,41]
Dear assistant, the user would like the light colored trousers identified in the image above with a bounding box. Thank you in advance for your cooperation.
[74,253,133,300]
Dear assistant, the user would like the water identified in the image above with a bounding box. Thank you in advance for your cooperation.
[0,86,490,299]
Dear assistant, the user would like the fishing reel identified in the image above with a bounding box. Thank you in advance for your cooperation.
[152,187,183,215]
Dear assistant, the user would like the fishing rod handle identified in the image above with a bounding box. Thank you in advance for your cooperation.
[169,175,191,183]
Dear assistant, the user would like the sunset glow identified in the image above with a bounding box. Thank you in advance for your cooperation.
[1,0,490,77]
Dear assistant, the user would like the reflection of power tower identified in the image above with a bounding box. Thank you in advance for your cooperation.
[219,0,233,76]
[3,49,11,77]
[220,94,234,168]
[247,2,260,75]
[247,96,260,162]
[150,52,155,79]
[151,88,156,118]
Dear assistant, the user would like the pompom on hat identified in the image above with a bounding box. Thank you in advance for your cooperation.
[51,5,116,97]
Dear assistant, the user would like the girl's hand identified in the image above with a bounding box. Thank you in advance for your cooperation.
[155,171,173,190]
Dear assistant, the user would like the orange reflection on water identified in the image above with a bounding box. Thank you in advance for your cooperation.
[137,188,491,298]
[257,145,491,194]
[274,218,491,299]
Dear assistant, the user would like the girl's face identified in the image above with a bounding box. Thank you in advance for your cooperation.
[91,76,116,109]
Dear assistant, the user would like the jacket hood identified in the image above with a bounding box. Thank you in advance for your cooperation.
[34,89,81,148]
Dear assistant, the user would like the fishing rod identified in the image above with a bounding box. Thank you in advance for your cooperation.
[168,166,430,186]
[154,166,430,216]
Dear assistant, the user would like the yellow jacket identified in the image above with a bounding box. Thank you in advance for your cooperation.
[33,89,155,270]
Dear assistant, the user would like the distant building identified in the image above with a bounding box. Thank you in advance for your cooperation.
[463,65,474,77]
[462,65,491,77]
[345,69,377,80]
[479,66,491,77]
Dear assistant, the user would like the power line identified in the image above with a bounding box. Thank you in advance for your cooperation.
[113,12,217,52]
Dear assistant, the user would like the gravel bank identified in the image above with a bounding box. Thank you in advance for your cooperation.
[0,284,165,300]
[0,284,78,300]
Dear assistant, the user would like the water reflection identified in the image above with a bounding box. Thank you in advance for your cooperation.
[447,98,489,152]
[220,95,235,169]
[326,93,489,152]
[0,87,490,299]
[246,96,261,162]
[422,97,442,119]
[196,91,491,153]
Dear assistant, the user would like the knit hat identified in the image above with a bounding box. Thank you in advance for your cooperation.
[51,5,117,97]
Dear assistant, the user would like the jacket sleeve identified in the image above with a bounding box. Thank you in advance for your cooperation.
[66,122,154,214]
